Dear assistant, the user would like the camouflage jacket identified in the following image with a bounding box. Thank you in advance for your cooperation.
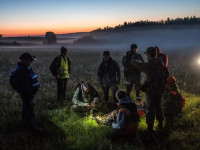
[72,83,100,106]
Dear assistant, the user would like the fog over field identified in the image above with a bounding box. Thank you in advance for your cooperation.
[86,25,200,51]
[0,25,200,53]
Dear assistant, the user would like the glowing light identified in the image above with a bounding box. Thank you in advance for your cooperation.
[198,58,200,65]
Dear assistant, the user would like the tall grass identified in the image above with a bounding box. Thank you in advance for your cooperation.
[0,48,200,150]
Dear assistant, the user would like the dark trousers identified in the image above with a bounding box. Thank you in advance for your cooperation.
[125,75,141,97]
[102,83,118,102]
[145,93,163,131]
[57,78,68,103]
[20,93,35,130]
[22,102,34,130]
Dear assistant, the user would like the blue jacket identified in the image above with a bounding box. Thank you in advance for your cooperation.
[112,97,132,129]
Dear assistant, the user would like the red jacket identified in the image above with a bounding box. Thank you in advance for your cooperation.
[157,48,168,67]
[117,107,138,136]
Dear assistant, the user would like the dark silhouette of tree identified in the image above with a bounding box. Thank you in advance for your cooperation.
[44,31,57,44]
[93,16,200,32]
[0,34,2,38]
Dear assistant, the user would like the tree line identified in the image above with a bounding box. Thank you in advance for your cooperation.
[93,16,200,32]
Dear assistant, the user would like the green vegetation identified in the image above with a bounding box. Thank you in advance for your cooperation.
[0,49,200,150]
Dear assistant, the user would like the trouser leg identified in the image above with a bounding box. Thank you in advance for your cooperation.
[145,94,156,131]
[61,78,68,101]
[110,83,118,102]
[134,77,141,97]
[155,94,163,128]
[22,102,34,130]
[126,76,133,97]
[103,85,110,101]
[57,79,62,103]
[57,78,68,103]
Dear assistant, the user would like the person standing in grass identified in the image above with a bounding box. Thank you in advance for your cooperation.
[122,44,144,101]
[50,47,71,104]
[10,52,40,131]
[98,51,121,102]
[131,47,169,132]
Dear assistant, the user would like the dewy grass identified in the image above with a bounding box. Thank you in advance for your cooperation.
[49,108,110,150]
[1,49,200,150]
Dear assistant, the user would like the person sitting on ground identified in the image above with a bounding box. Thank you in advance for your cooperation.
[72,82,100,110]
[163,76,185,131]
[106,90,139,141]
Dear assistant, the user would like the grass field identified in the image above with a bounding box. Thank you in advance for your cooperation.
[0,48,200,150]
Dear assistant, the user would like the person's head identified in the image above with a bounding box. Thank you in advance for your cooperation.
[82,82,90,93]
[167,76,176,87]
[19,52,36,66]
[60,47,68,56]
[144,47,157,61]
[115,90,126,101]
[103,51,110,62]
[131,44,138,53]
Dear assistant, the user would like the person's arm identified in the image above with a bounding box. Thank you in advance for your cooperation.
[131,60,152,74]
[67,57,71,74]
[49,57,59,76]
[164,54,168,67]
[91,97,100,105]
[16,69,33,102]
[72,87,85,106]
[139,54,144,63]
[122,53,126,67]
[98,63,103,85]
[112,112,125,129]
[115,62,121,84]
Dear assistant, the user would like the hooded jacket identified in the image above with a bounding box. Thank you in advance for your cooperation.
[13,62,40,103]
[156,48,168,67]
[112,97,139,136]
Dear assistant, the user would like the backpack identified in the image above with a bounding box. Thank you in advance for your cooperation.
[120,103,140,122]
[10,66,20,92]
[10,65,40,94]
[122,51,133,69]
[151,64,169,92]
[75,82,84,100]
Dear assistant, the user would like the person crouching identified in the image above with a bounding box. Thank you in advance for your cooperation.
[106,90,139,141]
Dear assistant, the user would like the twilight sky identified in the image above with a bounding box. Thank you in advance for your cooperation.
[0,0,200,37]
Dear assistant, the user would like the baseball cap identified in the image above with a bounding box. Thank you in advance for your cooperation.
[144,47,157,56]
[131,44,137,49]
[19,52,36,61]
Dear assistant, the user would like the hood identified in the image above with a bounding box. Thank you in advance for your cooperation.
[155,46,162,53]
[118,96,132,104]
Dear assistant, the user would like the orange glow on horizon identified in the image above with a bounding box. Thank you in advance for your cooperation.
[0,27,95,37]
